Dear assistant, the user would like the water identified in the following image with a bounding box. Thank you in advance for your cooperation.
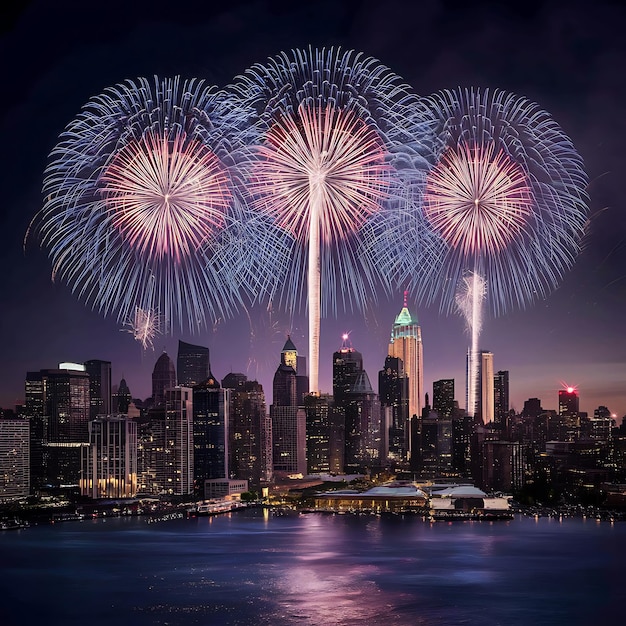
[1,510,624,625]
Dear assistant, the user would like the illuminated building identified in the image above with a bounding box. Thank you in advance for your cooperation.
[270,337,307,477]
[81,415,137,499]
[0,418,30,500]
[151,351,176,407]
[477,351,494,425]
[557,385,580,441]
[433,379,455,420]
[112,378,132,414]
[388,293,424,420]
[304,393,344,474]
[193,373,229,494]
[344,370,382,472]
[84,359,112,420]
[177,340,210,387]
[25,363,90,488]
[494,370,509,431]
[222,373,270,489]
[164,387,194,496]
[378,355,409,463]
[333,334,363,407]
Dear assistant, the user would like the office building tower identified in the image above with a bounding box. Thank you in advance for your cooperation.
[378,355,409,463]
[344,371,382,472]
[152,352,176,407]
[26,364,91,488]
[477,351,494,425]
[112,378,132,414]
[333,335,363,407]
[0,418,30,499]
[193,372,229,494]
[81,415,137,499]
[494,370,509,430]
[222,373,270,489]
[557,385,580,442]
[433,379,455,420]
[388,292,424,420]
[270,337,307,477]
[177,340,210,387]
[164,387,194,496]
[84,360,112,420]
[481,440,525,492]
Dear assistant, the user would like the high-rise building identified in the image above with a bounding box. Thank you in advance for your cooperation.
[26,364,91,488]
[0,418,30,499]
[333,335,363,407]
[494,370,509,430]
[152,352,176,407]
[193,373,229,494]
[378,355,409,463]
[164,387,194,496]
[81,415,137,499]
[433,379,455,420]
[557,385,580,442]
[112,378,132,414]
[344,371,382,472]
[477,351,494,425]
[388,293,424,420]
[84,360,112,420]
[270,337,307,477]
[222,373,270,489]
[177,340,210,387]
[558,386,580,418]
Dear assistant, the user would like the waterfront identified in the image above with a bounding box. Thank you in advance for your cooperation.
[1,509,624,625]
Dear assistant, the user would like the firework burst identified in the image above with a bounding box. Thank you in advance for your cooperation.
[232,47,431,392]
[123,306,162,351]
[28,76,257,334]
[414,87,589,317]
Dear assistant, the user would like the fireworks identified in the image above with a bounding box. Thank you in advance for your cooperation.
[233,47,430,392]
[28,76,255,333]
[414,87,589,316]
[123,307,161,351]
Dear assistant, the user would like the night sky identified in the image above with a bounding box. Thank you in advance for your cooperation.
[1,0,625,418]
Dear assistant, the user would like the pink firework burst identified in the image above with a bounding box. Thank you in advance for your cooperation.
[101,128,231,263]
[424,141,533,258]
[251,101,390,245]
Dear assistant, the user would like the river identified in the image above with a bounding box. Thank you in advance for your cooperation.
[1,509,623,625]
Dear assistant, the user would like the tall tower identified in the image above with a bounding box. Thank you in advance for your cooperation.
[222,373,270,489]
[494,370,510,429]
[164,386,194,496]
[177,340,210,387]
[378,355,409,463]
[152,352,176,407]
[84,359,112,420]
[332,334,363,407]
[388,292,423,420]
[433,379,455,419]
[193,371,230,495]
[477,351,495,425]
[270,337,307,477]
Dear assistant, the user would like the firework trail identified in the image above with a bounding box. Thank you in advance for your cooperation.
[416,88,588,417]
[27,76,261,336]
[232,47,431,393]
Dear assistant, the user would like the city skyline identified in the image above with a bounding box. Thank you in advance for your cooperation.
[1,1,625,419]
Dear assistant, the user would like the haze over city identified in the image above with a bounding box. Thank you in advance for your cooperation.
[1,0,625,418]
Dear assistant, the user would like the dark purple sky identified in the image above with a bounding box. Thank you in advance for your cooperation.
[1,0,625,418]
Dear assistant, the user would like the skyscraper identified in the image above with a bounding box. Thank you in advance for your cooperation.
[112,378,132,414]
[152,352,176,407]
[388,293,424,420]
[333,335,363,407]
[25,364,91,487]
[193,372,230,494]
[177,340,210,387]
[270,337,307,477]
[378,355,409,463]
[494,370,510,430]
[0,418,30,499]
[164,386,194,496]
[84,359,112,420]
[433,379,455,420]
[222,373,270,489]
[477,351,494,425]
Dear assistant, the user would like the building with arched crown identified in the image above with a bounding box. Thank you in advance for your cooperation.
[388,292,423,421]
